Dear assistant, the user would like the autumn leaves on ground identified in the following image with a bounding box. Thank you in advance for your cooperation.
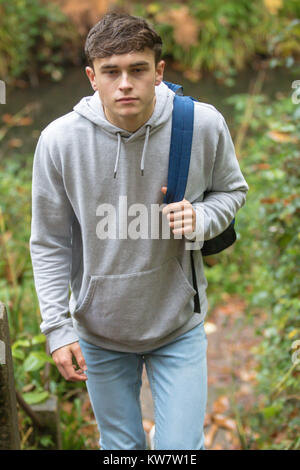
[62,294,263,450]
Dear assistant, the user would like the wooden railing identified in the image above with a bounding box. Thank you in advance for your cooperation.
[0,302,20,449]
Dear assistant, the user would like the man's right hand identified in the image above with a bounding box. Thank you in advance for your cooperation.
[52,341,88,382]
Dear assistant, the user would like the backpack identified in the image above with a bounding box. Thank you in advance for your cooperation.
[163,80,237,312]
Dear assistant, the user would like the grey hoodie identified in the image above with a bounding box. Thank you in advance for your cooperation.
[29,82,249,355]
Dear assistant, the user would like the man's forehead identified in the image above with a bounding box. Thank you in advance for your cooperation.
[94,49,155,68]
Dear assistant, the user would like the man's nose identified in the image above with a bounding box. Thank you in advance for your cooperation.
[119,73,133,91]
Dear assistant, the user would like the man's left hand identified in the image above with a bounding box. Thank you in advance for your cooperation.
[161,186,196,235]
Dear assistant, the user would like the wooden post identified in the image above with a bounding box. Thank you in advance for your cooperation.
[0,302,20,449]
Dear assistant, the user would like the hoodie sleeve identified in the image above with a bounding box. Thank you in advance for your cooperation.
[29,133,79,354]
[185,114,249,243]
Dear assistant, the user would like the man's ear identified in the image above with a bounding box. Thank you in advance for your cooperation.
[85,66,98,91]
[155,60,165,86]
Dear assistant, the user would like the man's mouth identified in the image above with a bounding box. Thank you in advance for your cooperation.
[117,97,138,102]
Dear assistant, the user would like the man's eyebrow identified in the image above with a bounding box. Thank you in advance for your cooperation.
[99,61,150,70]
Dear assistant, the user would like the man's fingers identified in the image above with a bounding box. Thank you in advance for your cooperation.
[163,201,196,232]
[71,342,88,372]
[60,362,87,382]
[172,226,194,235]
[172,218,193,229]
[52,342,87,382]
[162,199,190,215]
[166,206,193,231]
[168,207,193,221]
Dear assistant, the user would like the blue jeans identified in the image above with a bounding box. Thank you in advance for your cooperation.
[79,321,208,450]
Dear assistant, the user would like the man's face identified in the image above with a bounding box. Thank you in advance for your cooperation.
[85,48,165,131]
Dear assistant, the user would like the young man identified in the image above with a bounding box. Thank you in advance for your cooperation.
[30,13,249,450]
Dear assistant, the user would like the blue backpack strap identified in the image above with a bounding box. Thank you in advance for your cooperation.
[163,94,195,204]
[163,80,184,96]
[162,88,201,314]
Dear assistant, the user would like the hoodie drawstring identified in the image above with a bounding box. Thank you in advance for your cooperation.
[113,125,151,178]
[140,125,151,177]
[114,132,122,179]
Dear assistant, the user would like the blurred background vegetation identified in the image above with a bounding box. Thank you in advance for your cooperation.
[0,0,299,450]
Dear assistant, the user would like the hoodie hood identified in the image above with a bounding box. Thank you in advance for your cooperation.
[73,81,175,178]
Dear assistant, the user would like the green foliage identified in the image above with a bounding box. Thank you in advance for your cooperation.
[0,158,39,340]
[205,87,300,449]
[60,398,90,450]
[0,0,80,83]
[131,0,300,83]
[12,332,52,403]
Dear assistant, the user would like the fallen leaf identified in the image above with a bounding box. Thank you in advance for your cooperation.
[213,414,237,431]
[212,395,230,414]
[238,383,254,396]
[208,376,218,385]
[283,194,298,206]
[156,7,198,50]
[79,423,98,437]
[267,130,298,143]
[225,430,234,442]
[183,68,202,82]
[2,113,14,124]
[260,197,280,204]
[211,443,223,450]
[61,401,73,414]
[252,163,271,170]
[239,369,257,382]
[204,423,218,448]
[8,138,23,148]
[216,304,238,315]
[18,116,33,126]
[22,383,35,393]
[57,0,112,35]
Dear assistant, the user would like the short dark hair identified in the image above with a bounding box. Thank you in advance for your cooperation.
[85,13,163,67]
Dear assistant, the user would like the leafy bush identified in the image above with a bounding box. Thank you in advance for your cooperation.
[0,0,81,84]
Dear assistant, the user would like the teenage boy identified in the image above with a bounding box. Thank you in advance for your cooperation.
[30,13,249,450]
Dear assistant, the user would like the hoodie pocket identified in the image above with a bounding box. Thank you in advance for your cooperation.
[73,256,197,346]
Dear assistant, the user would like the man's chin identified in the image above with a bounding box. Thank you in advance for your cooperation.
[118,109,140,118]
